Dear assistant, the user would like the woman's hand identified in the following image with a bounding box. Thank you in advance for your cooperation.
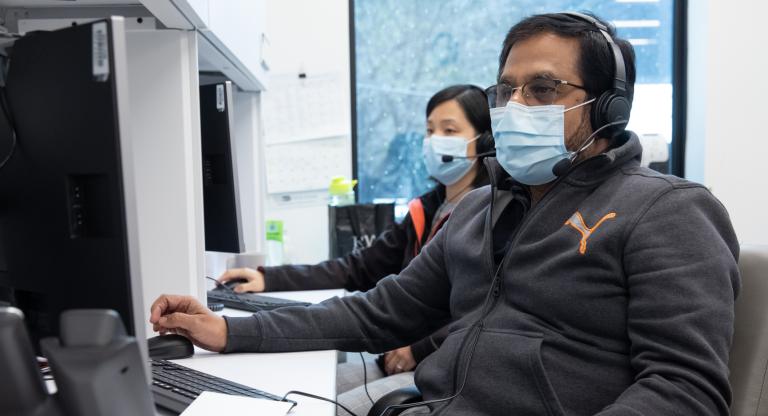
[217,267,266,293]
[384,346,417,375]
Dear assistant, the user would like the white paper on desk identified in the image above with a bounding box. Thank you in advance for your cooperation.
[180,392,293,416]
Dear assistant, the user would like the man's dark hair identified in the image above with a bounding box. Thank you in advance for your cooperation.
[426,84,494,188]
[498,13,636,105]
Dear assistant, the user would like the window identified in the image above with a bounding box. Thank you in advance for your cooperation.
[351,0,681,204]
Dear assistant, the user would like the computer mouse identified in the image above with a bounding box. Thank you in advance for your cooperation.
[147,334,194,360]
[223,278,249,290]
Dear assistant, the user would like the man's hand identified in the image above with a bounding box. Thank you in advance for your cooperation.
[384,346,416,375]
[217,268,265,293]
[149,295,228,352]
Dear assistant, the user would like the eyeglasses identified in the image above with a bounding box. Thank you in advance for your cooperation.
[485,79,586,108]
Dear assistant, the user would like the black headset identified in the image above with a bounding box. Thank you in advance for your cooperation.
[475,130,495,156]
[562,12,631,139]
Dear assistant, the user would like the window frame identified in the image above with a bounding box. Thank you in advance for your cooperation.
[671,0,688,176]
[349,0,688,202]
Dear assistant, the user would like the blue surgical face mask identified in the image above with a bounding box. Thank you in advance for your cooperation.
[422,134,479,186]
[490,100,594,185]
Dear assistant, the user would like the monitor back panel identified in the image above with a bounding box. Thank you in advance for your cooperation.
[200,82,244,254]
[0,20,135,343]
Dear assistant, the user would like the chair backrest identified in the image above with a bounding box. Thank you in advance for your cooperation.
[730,245,768,415]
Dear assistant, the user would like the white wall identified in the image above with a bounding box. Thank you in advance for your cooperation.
[262,0,351,264]
[687,0,768,245]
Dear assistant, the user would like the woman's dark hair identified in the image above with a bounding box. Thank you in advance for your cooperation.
[426,84,494,188]
[497,13,636,106]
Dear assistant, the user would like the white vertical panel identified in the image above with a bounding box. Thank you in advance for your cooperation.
[232,90,266,254]
[125,29,205,338]
[111,16,149,366]
[182,33,207,303]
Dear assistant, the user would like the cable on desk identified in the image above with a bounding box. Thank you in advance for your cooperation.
[359,352,375,406]
[282,390,358,416]
[205,275,235,292]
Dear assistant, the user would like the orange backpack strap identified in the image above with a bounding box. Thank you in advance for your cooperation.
[408,198,426,253]
[426,212,450,243]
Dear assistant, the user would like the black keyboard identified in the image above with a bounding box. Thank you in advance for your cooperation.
[150,359,296,414]
[207,289,311,313]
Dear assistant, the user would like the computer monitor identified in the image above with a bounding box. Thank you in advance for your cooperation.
[0,18,146,350]
[199,81,245,253]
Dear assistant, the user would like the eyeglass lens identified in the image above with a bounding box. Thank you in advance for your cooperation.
[487,79,561,108]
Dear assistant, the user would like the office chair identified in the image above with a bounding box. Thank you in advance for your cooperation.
[367,385,422,416]
[729,244,768,416]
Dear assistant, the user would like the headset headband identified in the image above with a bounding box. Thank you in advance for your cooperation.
[562,12,627,93]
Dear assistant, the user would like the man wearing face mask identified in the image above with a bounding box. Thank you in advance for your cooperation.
[150,13,740,416]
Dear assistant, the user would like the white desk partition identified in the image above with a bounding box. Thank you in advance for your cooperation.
[125,28,207,339]
[169,289,345,416]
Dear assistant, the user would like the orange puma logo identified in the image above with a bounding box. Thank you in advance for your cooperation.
[565,211,617,255]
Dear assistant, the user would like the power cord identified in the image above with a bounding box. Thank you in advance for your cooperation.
[279,352,377,416]
[204,276,362,415]
[282,390,358,416]
[360,352,375,405]
[378,327,483,416]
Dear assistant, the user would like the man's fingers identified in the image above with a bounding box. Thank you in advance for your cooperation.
[233,285,247,293]
[158,312,194,331]
[150,295,171,324]
[384,353,396,374]
[150,295,194,324]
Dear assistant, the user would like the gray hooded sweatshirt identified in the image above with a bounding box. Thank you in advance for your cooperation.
[224,132,740,416]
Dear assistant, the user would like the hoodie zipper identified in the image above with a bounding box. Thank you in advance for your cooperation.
[445,159,514,396]
[444,160,512,402]
[437,154,623,413]
[440,158,577,412]
[439,272,505,416]
[499,151,608,255]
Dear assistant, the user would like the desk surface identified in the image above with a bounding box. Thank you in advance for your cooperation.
[169,289,344,416]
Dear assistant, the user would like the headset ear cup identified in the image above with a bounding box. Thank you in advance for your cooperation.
[590,91,610,134]
[475,131,494,156]
[606,95,631,127]
[591,91,631,139]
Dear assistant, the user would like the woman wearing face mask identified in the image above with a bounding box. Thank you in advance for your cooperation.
[217,84,493,414]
